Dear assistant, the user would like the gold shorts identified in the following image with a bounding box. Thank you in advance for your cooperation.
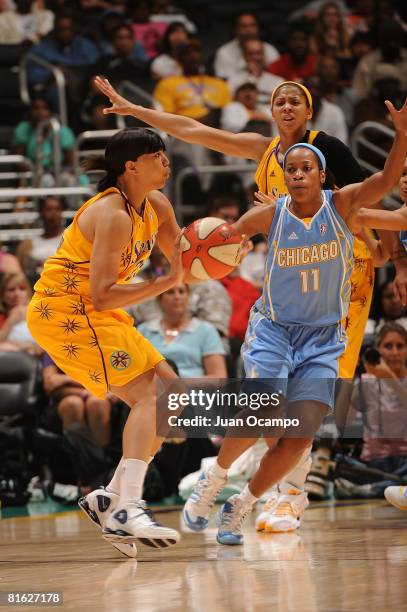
[339,258,374,379]
[27,295,164,399]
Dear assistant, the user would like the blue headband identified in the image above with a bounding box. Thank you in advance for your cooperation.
[283,143,326,170]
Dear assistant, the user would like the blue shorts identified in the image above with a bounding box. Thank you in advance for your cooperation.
[241,308,346,408]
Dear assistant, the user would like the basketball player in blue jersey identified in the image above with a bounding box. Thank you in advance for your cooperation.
[180,101,407,545]
[95,76,407,534]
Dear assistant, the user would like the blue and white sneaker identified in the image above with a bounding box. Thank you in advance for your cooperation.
[384,486,407,511]
[103,500,180,548]
[217,494,253,546]
[183,471,227,531]
[78,488,137,558]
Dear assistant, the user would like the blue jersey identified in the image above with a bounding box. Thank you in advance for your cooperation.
[400,231,407,253]
[255,190,354,326]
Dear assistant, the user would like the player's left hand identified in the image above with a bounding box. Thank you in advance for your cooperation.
[364,358,395,379]
[254,191,277,207]
[385,98,407,136]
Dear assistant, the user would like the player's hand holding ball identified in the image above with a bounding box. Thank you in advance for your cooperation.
[169,228,186,284]
[181,217,245,280]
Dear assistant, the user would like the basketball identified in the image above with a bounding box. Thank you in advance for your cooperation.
[181,217,242,280]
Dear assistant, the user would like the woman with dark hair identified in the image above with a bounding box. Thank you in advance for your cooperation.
[150,22,188,80]
[309,2,351,58]
[348,322,407,506]
[95,75,407,534]
[27,127,188,555]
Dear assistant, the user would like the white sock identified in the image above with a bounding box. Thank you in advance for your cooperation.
[119,458,148,505]
[106,458,124,495]
[238,484,259,506]
[210,460,228,479]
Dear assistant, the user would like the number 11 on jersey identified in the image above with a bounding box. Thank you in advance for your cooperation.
[300,268,320,293]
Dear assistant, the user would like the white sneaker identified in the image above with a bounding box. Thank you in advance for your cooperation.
[78,488,137,558]
[183,470,227,531]
[264,491,309,533]
[255,487,279,531]
[384,486,407,511]
[217,494,253,545]
[103,500,180,548]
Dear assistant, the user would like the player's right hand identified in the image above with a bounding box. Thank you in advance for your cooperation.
[94,76,135,116]
[168,228,185,284]
[254,191,277,207]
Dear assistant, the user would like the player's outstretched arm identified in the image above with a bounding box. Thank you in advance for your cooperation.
[94,76,268,161]
[89,200,183,310]
[232,202,275,238]
[334,99,407,218]
[358,206,407,231]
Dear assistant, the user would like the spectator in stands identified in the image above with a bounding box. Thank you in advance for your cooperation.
[214,13,279,80]
[28,13,100,123]
[0,250,22,274]
[267,26,317,83]
[309,1,351,59]
[305,74,349,144]
[150,0,196,34]
[339,31,374,85]
[345,0,375,35]
[93,23,148,87]
[16,195,65,285]
[228,39,284,106]
[150,21,188,80]
[0,272,40,354]
[42,352,113,445]
[221,82,272,136]
[128,243,232,354]
[80,94,116,131]
[154,40,231,189]
[11,96,78,188]
[288,0,348,23]
[366,280,407,337]
[345,323,407,498]
[353,64,406,130]
[352,20,407,100]
[138,283,227,378]
[0,0,54,45]
[154,41,231,122]
[318,55,355,127]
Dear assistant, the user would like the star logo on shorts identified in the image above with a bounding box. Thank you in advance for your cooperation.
[110,350,132,370]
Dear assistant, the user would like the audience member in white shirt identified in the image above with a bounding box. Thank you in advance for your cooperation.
[150,21,189,80]
[214,12,279,80]
[305,74,349,144]
[228,39,284,106]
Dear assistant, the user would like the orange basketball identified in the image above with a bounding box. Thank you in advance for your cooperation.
[181,217,242,280]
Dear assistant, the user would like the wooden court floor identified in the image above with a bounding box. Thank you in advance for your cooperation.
[1,500,407,612]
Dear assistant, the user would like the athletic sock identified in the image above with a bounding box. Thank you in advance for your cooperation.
[106,457,124,495]
[210,460,228,479]
[118,458,148,505]
[238,484,259,506]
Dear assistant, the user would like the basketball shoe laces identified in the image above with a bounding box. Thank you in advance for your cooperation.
[193,474,225,509]
[274,500,298,518]
[128,500,161,526]
[221,498,251,534]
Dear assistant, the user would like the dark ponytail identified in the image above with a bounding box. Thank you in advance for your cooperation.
[82,127,166,192]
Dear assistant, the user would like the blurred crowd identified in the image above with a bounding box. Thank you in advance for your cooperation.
[0,0,406,508]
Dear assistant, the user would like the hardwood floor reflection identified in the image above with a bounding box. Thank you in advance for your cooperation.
[1,500,407,611]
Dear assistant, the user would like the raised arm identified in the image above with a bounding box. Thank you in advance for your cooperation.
[89,197,183,311]
[94,76,269,161]
[334,99,407,219]
[358,206,407,231]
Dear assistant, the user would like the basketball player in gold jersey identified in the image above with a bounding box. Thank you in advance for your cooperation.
[94,77,407,533]
[27,128,190,555]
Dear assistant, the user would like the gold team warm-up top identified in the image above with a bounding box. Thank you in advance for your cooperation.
[27,187,164,398]
[255,132,374,379]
